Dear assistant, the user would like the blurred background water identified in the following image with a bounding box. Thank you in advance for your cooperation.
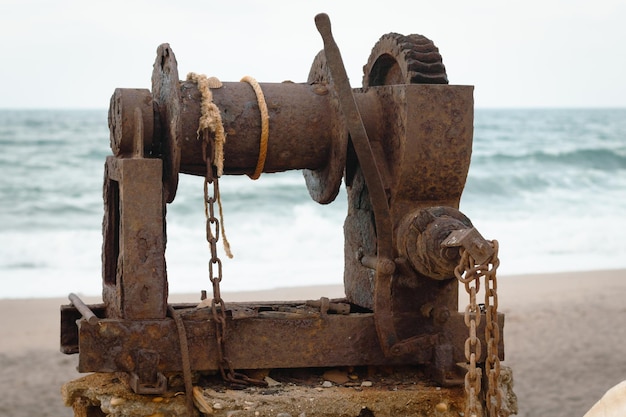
[1,108,624,298]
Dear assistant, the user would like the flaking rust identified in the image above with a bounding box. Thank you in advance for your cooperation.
[60,13,517,417]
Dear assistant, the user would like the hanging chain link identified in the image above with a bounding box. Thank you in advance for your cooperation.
[203,144,266,387]
[454,239,502,417]
[204,171,229,378]
[484,240,502,416]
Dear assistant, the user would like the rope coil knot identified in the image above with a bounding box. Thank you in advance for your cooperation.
[187,72,226,176]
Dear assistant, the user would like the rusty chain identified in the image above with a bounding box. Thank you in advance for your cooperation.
[203,144,266,387]
[204,170,229,378]
[455,240,502,417]
[484,240,502,416]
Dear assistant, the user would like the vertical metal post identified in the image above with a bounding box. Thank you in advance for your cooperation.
[102,155,167,319]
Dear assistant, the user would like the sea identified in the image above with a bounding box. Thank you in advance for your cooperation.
[1,108,625,299]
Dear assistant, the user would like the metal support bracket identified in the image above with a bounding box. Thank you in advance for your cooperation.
[128,349,168,395]
[61,301,504,375]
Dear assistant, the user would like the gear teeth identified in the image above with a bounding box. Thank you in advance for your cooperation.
[363,32,448,87]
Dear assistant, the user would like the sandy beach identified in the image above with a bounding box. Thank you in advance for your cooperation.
[1,269,624,417]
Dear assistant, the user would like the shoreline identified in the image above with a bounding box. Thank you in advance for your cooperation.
[1,268,625,416]
[2,267,624,302]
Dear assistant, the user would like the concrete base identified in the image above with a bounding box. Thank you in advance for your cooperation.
[62,367,517,417]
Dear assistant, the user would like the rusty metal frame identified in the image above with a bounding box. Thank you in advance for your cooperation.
[102,155,167,320]
[60,26,508,397]
[61,301,504,374]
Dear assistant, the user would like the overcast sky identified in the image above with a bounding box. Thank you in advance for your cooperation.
[1,0,625,109]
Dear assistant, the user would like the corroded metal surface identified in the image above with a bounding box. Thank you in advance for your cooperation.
[108,88,154,158]
[178,80,337,177]
[101,156,167,320]
[151,44,182,203]
[304,50,348,204]
[61,300,504,373]
[60,14,511,412]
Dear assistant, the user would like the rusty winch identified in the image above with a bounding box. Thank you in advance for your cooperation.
[61,14,512,417]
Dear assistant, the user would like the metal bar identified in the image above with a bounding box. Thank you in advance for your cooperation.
[314,13,399,357]
[61,303,504,373]
[177,81,337,176]
[102,156,167,320]
[68,293,99,325]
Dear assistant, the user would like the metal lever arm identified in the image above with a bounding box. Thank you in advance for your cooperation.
[314,13,390,219]
[314,13,399,356]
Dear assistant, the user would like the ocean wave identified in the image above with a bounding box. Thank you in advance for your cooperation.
[2,109,626,297]
[473,147,626,171]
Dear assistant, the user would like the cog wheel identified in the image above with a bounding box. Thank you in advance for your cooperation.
[362,33,448,87]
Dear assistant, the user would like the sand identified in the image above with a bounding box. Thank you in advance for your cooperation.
[1,269,625,417]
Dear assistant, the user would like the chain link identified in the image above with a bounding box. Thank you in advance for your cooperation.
[203,145,266,387]
[484,241,502,416]
[204,174,228,375]
[455,240,502,417]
